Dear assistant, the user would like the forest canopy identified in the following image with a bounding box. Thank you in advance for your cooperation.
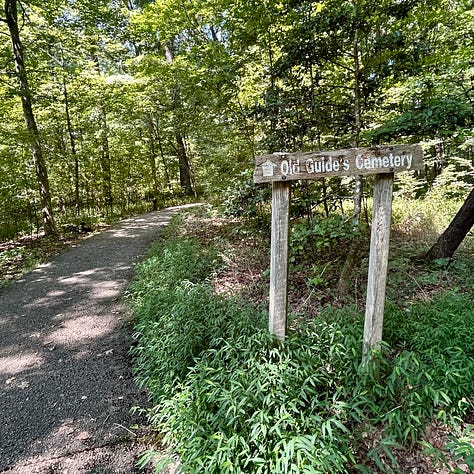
[1,0,473,238]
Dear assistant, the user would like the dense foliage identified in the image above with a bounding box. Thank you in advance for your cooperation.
[129,211,474,473]
[2,1,474,469]
[1,0,473,239]
[129,236,265,401]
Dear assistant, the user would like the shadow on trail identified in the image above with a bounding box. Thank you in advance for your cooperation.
[0,206,195,472]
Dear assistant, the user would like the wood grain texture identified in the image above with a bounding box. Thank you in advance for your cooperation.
[269,181,291,340]
[254,144,423,183]
[363,173,394,360]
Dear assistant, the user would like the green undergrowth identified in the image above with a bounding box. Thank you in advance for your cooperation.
[129,216,474,473]
[129,236,266,402]
[0,245,44,287]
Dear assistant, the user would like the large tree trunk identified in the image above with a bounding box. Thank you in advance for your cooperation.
[165,41,196,197]
[4,0,56,235]
[425,187,474,260]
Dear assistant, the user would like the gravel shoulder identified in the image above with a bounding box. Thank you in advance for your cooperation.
[0,206,195,473]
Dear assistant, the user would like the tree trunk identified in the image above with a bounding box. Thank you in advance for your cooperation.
[99,104,113,213]
[4,0,56,235]
[338,26,363,298]
[146,117,160,210]
[63,75,80,216]
[337,174,363,297]
[425,187,474,260]
[176,134,195,196]
[154,118,172,190]
[165,41,196,196]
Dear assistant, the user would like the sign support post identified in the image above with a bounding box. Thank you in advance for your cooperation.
[362,173,394,362]
[254,145,423,356]
[269,181,291,340]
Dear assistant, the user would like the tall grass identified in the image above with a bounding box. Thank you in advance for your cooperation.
[391,190,468,242]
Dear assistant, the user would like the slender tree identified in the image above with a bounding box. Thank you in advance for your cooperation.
[146,116,160,210]
[98,102,113,213]
[164,40,195,196]
[2,0,56,235]
[60,75,81,215]
[338,16,364,298]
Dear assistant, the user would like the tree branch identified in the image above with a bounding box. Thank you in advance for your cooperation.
[326,57,355,73]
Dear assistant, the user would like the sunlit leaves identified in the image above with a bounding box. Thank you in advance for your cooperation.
[1,0,473,237]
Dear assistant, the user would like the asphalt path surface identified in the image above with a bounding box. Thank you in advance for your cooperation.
[0,206,194,473]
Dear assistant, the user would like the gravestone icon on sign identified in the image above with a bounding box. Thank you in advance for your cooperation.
[262,160,275,177]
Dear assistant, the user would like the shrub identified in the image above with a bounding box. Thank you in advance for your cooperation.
[150,316,364,474]
[222,171,271,220]
[130,237,221,299]
[131,282,266,402]
[129,236,266,401]
[290,215,358,264]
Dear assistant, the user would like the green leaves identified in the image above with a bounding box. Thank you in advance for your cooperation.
[129,235,267,402]
[152,326,359,473]
[289,215,358,275]
[130,213,474,473]
[2,0,474,241]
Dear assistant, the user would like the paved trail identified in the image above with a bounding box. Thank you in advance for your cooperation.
[0,206,193,473]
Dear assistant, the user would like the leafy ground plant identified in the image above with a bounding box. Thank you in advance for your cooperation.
[129,235,265,402]
[130,209,474,473]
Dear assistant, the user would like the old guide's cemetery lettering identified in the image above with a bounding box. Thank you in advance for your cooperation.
[280,152,414,176]
[254,144,424,361]
[254,145,423,183]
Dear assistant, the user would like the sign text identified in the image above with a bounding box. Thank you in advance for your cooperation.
[254,145,423,183]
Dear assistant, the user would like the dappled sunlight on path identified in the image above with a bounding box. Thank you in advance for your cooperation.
[0,205,200,473]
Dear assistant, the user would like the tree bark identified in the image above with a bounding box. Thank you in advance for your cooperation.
[4,0,56,235]
[165,40,196,197]
[99,104,113,213]
[154,118,172,190]
[425,187,474,260]
[176,134,195,197]
[146,117,160,210]
[63,75,80,215]
[338,26,363,298]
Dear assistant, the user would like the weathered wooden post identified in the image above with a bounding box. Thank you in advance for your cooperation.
[254,145,423,351]
[269,181,291,340]
[363,173,394,362]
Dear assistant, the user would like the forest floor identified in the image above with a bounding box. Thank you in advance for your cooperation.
[0,206,200,474]
[1,206,473,473]
[165,209,474,474]
[180,211,474,315]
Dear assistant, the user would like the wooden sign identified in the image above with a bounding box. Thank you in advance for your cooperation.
[255,144,424,363]
[254,145,423,183]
